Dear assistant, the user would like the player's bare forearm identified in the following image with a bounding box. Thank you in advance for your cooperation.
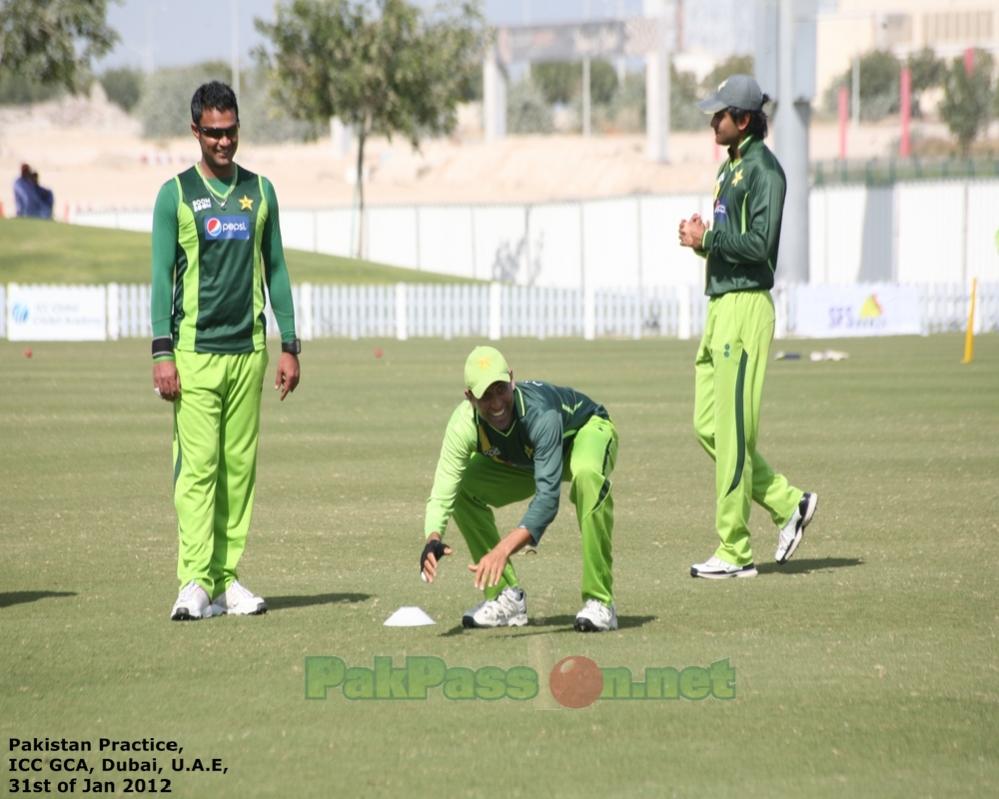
[468,527,533,589]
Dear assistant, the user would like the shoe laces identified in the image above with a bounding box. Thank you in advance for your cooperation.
[477,589,521,620]
[179,582,204,601]
[583,598,608,617]
[227,581,255,601]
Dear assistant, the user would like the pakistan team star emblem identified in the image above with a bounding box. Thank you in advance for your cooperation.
[732,169,744,187]
[239,195,253,210]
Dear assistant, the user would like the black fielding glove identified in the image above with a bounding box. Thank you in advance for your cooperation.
[420,538,449,578]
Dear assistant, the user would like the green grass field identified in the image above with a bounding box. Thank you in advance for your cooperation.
[1,334,996,798]
[0,219,474,284]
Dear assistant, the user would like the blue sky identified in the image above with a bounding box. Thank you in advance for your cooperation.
[97,0,655,72]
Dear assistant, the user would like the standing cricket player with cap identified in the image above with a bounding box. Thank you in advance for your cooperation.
[678,74,817,579]
[419,346,619,632]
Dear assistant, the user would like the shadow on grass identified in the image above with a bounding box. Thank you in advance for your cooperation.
[757,557,864,575]
[0,590,77,609]
[267,592,372,611]
[439,614,658,638]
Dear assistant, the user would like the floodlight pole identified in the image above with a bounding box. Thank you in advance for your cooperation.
[483,44,507,142]
[230,0,240,97]
[757,0,815,285]
[644,1,672,163]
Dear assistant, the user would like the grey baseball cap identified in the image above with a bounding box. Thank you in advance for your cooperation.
[697,74,764,114]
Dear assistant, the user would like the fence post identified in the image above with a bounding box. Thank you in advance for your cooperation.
[299,283,314,341]
[488,282,502,340]
[394,283,408,340]
[583,284,596,341]
[106,283,119,341]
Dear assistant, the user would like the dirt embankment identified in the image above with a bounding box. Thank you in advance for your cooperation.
[0,92,953,217]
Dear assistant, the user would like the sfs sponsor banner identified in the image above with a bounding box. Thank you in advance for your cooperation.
[795,285,921,337]
[7,284,107,341]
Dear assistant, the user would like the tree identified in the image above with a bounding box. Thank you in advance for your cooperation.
[238,63,322,144]
[0,71,65,105]
[907,47,944,117]
[533,58,617,109]
[99,66,142,112]
[136,62,232,139]
[701,54,755,95]
[824,49,900,121]
[255,0,485,257]
[589,59,617,106]
[0,0,118,93]
[533,61,578,105]
[507,79,553,134]
[939,49,995,156]
[670,65,703,131]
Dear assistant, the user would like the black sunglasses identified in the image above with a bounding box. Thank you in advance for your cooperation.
[198,124,239,139]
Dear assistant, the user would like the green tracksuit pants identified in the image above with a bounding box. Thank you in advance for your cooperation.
[172,350,268,597]
[694,291,803,566]
[452,415,618,604]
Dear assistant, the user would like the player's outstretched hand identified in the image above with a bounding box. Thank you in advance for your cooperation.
[420,536,452,583]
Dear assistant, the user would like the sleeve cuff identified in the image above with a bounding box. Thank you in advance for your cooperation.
[152,337,174,359]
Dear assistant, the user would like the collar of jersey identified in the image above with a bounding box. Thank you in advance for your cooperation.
[477,387,524,437]
[727,135,756,168]
[195,163,239,205]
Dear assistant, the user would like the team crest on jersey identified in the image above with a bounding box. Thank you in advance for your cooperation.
[192,197,212,212]
[205,215,250,240]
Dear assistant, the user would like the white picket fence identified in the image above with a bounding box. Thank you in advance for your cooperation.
[2,282,996,341]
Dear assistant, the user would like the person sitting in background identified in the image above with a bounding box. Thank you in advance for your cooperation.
[12,164,54,219]
[13,164,36,217]
[30,171,54,219]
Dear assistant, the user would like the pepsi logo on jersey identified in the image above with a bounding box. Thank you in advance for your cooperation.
[205,216,250,240]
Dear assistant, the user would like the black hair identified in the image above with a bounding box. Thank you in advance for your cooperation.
[190,81,239,125]
[729,93,770,140]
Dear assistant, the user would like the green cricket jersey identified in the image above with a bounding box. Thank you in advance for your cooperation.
[150,164,296,356]
[425,381,609,543]
[698,135,786,297]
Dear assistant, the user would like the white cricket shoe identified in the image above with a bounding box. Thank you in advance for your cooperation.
[170,581,213,621]
[210,580,267,616]
[690,556,758,579]
[462,587,528,628]
[574,599,618,632]
[775,492,818,564]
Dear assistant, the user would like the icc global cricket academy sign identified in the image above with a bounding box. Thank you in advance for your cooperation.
[6,284,107,341]
[795,284,921,338]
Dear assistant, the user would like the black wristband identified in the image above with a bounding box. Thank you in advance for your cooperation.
[152,337,174,358]
[281,338,301,355]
